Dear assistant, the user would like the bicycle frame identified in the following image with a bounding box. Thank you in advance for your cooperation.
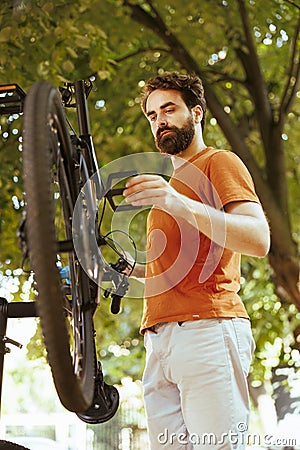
[73,80,100,180]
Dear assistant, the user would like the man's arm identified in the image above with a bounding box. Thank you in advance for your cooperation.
[124,174,270,258]
[200,199,270,257]
[123,251,146,279]
[130,263,146,279]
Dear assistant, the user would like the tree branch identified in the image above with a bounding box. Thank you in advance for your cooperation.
[201,68,245,86]
[114,46,169,64]
[285,0,300,11]
[236,0,273,147]
[279,14,300,124]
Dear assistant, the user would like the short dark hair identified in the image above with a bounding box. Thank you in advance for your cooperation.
[141,71,207,131]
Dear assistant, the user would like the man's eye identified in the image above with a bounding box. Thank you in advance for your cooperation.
[166,109,174,114]
[149,116,156,122]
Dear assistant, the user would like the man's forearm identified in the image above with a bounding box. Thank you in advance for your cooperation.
[131,262,146,279]
[178,196,270,257]
[123,174,270,258]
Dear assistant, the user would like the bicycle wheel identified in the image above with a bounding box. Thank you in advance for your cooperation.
[22,80,95,412]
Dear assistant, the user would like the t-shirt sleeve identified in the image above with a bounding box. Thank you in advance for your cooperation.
[207,151,260,208]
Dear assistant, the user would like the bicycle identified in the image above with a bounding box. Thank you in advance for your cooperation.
[0,78,139,424]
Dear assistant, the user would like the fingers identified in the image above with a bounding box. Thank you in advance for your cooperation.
[125,174,162,189]
[123,174,164,196]
[125,189,163,206]
[123,174,166,206]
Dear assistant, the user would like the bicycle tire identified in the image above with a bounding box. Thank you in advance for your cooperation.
[22,80,95,412]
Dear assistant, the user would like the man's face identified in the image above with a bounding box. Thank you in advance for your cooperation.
[145,89,195,156]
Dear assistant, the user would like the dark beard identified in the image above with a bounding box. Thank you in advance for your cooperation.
[155,115,195,155]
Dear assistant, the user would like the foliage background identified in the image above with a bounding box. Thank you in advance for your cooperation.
[0,0,299,415]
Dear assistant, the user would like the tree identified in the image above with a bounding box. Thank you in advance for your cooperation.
[0,0,299,393]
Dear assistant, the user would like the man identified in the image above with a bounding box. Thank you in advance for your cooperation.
[123,72,270,449]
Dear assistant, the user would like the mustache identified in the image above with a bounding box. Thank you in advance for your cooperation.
[156,126,176,139]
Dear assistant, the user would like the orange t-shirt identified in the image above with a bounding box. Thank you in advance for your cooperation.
[140,147,260,333]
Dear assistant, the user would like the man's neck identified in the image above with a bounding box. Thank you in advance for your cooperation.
[171,138,207,169]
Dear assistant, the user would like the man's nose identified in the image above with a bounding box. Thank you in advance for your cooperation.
[157,116,168,128]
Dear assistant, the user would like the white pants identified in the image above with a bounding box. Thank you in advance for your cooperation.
[142,319,255,449]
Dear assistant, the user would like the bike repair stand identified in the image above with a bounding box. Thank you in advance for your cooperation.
[0,297,37,416]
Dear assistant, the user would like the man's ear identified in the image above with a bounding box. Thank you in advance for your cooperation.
[192,105,203,124]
